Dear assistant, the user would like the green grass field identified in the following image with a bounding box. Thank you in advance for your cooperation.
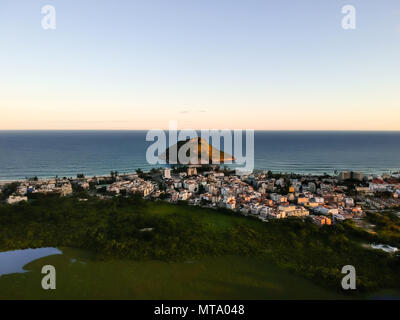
[0,248,348,300]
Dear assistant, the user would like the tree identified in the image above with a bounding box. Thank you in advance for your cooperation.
[198,184,205,194]
[1,182,20,200]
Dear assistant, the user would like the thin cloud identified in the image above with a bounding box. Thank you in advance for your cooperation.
[179,109,208,114]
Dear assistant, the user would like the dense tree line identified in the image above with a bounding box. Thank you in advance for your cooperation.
[364,211,400,245]
[0,182,19,201]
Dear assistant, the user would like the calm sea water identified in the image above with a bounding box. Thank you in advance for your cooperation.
[0,131,399,180]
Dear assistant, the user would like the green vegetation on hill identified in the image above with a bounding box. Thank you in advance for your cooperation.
[0,195,399,294]
[364,211,400,245]
[0,182,19,201]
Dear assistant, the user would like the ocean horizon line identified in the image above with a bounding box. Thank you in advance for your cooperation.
[1,131,399,181]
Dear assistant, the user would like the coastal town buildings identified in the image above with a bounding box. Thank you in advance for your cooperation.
[2,168,399,228]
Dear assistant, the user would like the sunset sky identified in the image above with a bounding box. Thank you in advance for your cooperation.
[0,0,399,130]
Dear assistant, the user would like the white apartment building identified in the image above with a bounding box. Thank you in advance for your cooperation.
[7,195,28,204]
[163,168,171,179]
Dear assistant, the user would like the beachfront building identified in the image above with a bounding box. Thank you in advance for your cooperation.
[163,168,171,179]
[310,215,332,226]
[277,205,309,218]
[7,195,28,204]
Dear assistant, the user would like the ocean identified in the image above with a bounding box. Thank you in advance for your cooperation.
[0,131,399,180]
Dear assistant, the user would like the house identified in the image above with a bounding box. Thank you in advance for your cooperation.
[187,167,197,176]
[259,206,273,219]
[7,195,28,204]
[311,215,332,226]
[278,205,309,217]
[297,196,309,205]
[183,180,198,192]
[226,199,236,210]
[314,206,339,216]
[163,168,171,179]
[344,197,355,207]
[270,193,287,203]
[178,190,189,201]
[332,213,345,222]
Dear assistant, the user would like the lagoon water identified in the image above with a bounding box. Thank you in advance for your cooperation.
[0,131,400,180]
[0,247,61,277]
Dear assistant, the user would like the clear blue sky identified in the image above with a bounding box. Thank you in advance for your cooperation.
[0,0,399,130]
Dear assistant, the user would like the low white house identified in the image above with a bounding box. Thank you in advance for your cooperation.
[314,206,339,216]
[7,195,28,204]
